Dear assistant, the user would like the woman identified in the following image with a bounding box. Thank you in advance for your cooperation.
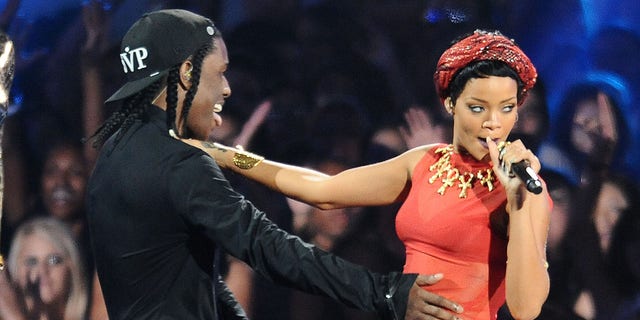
[538,74,631,186]
[564,173,639,319]
[0,217,88,320]
[86,9,462,320]
[185,30,551,319]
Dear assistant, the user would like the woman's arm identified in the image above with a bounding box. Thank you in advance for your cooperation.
[504,184,550,320]
[181,140,431,209]
[487,138,550,320]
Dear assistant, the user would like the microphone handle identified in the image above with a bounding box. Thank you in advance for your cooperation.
[511,161,543,194]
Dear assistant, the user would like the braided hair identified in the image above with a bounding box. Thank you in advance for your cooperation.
[173,43,210,137]
[89,41,215,147]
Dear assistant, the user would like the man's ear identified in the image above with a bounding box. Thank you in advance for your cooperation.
[179,60,193,90]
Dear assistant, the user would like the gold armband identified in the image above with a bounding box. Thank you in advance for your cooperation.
[232,146,264,170]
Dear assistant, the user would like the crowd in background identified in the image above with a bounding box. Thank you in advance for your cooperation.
[0,0,639,319]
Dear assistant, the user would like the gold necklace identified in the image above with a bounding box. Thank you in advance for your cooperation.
[428,145,496,198]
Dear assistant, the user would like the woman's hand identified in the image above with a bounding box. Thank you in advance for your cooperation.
[486,138,541,208]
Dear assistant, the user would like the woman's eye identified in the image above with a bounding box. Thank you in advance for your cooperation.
[502,105,515,112]
[47,255,64,266]
[24,257,38,267]
[469,105,484,113]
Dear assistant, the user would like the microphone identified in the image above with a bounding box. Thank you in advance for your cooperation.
[497,141,542,194]
[510,160,543,194]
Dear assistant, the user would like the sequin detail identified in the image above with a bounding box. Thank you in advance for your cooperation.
[434,30,537,104]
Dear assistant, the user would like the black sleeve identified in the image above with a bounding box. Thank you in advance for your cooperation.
[169,152,418,320]
[215,275,249,320]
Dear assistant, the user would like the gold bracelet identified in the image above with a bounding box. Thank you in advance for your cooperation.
[232,146,264,170]
[0,254,4,271]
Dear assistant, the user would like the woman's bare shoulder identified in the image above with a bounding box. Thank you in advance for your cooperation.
[403,143,441,158]
[398,143,442,173]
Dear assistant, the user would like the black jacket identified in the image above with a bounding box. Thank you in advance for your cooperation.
[87,106,416,320]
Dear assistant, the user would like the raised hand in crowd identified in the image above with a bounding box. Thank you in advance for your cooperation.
[398,106,447,149]
[232,100,271,148]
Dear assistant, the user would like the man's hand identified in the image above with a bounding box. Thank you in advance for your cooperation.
[405,274,463,320]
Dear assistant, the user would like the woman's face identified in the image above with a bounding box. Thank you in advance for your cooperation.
[451,76,519,161]
[593,181,628,252]
[16,233,71,308]
[184,38,231,140]
[41,146,87,221]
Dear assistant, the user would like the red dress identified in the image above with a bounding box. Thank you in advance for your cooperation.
[396,144,508,319]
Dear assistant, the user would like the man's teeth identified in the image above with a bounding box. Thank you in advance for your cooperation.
[213,104,223,112]
[52,189,72,201]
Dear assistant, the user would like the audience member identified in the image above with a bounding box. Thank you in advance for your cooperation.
[37,140,88,235]
[0,217,88,320]
[305,96,373,167]
[564,173,639,319]
[287,157,361,320]
[539,75,631,185]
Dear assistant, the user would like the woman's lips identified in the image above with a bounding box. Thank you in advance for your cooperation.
[479,137,501,149]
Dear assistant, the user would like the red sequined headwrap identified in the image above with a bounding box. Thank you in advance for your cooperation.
[434,30,537,105]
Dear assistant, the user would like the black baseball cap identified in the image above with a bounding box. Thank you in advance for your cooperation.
[106,9,217,103]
